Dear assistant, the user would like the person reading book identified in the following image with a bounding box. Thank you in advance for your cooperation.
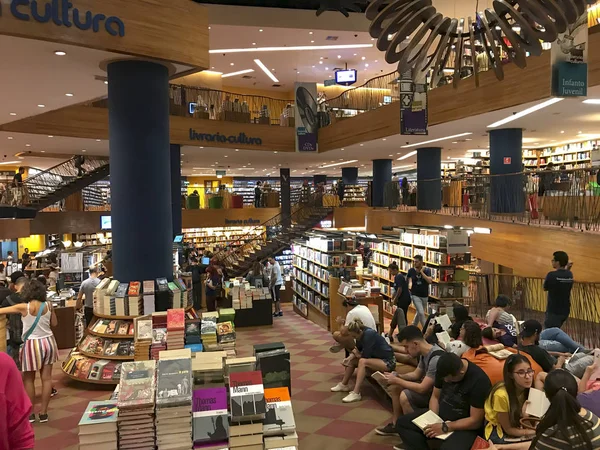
[330,318,396,403]
[395,352,492,450]
[330,297,376,354]
[543,250,574,329]
[484,323,586,353]
[531,369,600,449]
[375,326,444,437]
[387,262,410,341]
[0,279,58,423]
[484,354,537,448]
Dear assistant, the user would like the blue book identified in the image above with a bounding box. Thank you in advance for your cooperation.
[185,344,204,353]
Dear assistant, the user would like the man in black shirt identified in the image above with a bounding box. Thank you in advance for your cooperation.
[254,181,262,208]
[406,255,433,327]
[21,248,30,270]
[189,257,205,312]
[543,250,573,329]
[387,262,411,341]
[1,276,26,368]
[518,319,564,373]
[395,353,491,450]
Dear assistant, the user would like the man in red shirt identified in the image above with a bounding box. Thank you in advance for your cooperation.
[0,352,34,450]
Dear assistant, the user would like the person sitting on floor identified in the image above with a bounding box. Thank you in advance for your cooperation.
[484,321,587,353]
[422,304,473,346]
[330,318,396,403]
[375,325,444,437]
[483,323,519,348]
[578,360,600,418]
[484,354,537,449]
[395,352,492,450]
[330,297,376,354]
[486,295,517,328]
[531,369,600,449]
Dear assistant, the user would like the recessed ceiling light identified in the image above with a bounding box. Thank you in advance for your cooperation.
[41,150,45,153]
[382,138,386,141]
[82,149,87,152]
[312,65,315,68]
[208,26,211,30]
[259,29,263,32]
[104,81,108,85]
[361,56,366,60]
[37,104,45,108]
[560,130,565,133]
[9,112,16,116]
[25,144,31,147]
[319,61,323,64]
[487,98,563,128]
[375,60,378,63]
[311,40,314,43]
[337,55,341,59]
[235,149,239,151]
[325,67,329,70]
[309,31,313,35]
[354,53,357,56]
[389,154,393,156]
[365,63,369,67]
[211,66,215,69]
[48,135,53,138]
[466,138,472,141]
[7,137,13,140]
[230,62,235,66]
[451,141,458,144]
[199,146,204,149]
[252,42,256,45]
[18,156,24,160]
[65,93,74,97]
[96,139,101,142]
[209,43,373,54]
[359,143,364,146]
[224,155,228,158]
[578,130,582,134]
[54,51,66,56]
[274,151,278,154]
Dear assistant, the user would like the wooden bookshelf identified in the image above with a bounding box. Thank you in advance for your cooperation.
[78,349,134,361]
[62,371,119,385]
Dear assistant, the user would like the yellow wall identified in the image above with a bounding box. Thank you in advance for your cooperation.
[186,176,234,208]
[17,234,45,254]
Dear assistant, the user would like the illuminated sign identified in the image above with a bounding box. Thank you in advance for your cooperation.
[189,128,263,146]
[335,69,357,85]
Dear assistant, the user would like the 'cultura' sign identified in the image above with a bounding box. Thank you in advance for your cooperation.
[1,0,125,37]
[189,128,263,146]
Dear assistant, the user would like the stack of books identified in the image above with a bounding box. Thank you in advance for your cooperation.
[105,280,120,315]
[156,357,193,449]
[201,312,219,347]
[167,308,185,351]
[143,280,156,315]
[263,387,298,449]
[255,344,291,393]
[229,371,267,450]
[151,313,168,360]
[217,321,236,347]
[225,357,256,379]
[134,317,153,361]
[93,278,112,315]
[78,400,119,450]
[192,387,229,449]
[115,283,129,316]
[117,360,157,450]
[218,308,235,324]
[127,281,142,316]
[192,352,226,387]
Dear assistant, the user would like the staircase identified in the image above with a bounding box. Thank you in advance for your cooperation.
[213,193,332,277]
[0,156,109,218]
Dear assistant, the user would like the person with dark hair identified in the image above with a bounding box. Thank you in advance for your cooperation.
[531,369,600,449]
[205,265,221,312]
[245,260,267,288]
[330,297,376,354]
[401,177,409,206]
[447,304,473,340]
[21,248,30,271]
[189,257,204,312]
[406,255,432,327]
[395,352,492,450]
[330,318,395,403]
[254,181,262,208]
[486,294,515,328]
[484,354,536,447]
[76,267,100,327]
[578,361,600,418]
[0,280,58,423]
[336,178,345,205]
[482,324,518,348]
[387,262,411,341]
[268,256,283,317]
[544,250,574,329]
[375,326,444,437]
[1,276,27,368]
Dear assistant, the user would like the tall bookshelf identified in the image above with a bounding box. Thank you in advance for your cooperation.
[291,235,358,331]
[371,230,470,320]
[182,227,266,253]
[523,139,596,171]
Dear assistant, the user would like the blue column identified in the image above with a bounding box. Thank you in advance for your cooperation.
[417,147,441,210]
[372,159,392,207]
[342,167,358,185]
[170,144,182,238]
[313,175,327,186]
[489,128,524,214]
[280,168,291,227]
[108,61,173,282]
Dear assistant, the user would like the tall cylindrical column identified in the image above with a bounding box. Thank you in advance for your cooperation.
[280,168,291,227]
[372,159,392,207]
[417,147,441,210]
[341,167,358,185]
[489,128,525,214]
[171,144,182,238]
[313,175,327,186]
[108,60,173,282]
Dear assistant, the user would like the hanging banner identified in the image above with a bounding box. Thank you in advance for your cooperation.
[294,82,319,152]
[400,71,428,135]
[551,13,588,97]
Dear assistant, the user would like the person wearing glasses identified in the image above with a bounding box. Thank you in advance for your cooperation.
[543,250,573,329]
[484,354,537,449]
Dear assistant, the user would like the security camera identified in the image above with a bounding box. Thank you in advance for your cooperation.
[354,34,358,37]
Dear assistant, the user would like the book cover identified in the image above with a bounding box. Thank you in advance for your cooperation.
[104,342,119,356]
[112,363,123,380]
[116,283,129,298]
[106,279,120,297]
[106,321,118,334]
[117,342,131,356]
[136,319,153,341]
[89,360,110,380]
[257,349,291,391]
[79,359,95,379]
[263,387,295,436]
[229,371,266,421]
[192,387,229,443]
[117,361,157,409]
[143,280,155,294]
[157,278,169,292]
[216,322,235,343]
[156,358,193,407]
[102,362,117,380]
[153,328,168,345]
[117,322,130,335]
[93,320,110,334]
[167,309,185,331]
[128,281,141,297]
[78,400,119,426]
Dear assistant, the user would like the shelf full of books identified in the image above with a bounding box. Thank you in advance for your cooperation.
[291,235,358,331]
[523,139,596,170]
[275,248,293,276]
[183,226,266,253]
[342,184,367,204]
[370,230,470,312]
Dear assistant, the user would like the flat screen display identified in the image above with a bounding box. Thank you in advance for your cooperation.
[335,69,357,85]
[173,235,183,243]
[201,257,210,265]
[100,216,111,230]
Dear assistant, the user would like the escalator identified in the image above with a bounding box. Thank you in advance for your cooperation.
[0,156,109,219]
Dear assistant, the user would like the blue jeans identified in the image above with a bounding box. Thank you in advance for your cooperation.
[411,295,428,327]
[539,328,585,353]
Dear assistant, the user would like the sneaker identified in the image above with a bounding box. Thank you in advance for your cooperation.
[38,413,48,423]
[278,311,283,317]
[51,388,58,397]
[272,312,279,317]
[375,423,397,436]
[342,391,362,403]
[329,344,343,353]
[330,382,351,392]
[28,414,35,423]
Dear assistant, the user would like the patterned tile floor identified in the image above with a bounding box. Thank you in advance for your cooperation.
[32,304,399,449]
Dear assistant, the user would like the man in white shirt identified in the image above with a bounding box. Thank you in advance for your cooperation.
[330,298,377,353]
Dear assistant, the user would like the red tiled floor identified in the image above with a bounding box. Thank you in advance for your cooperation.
[32,303,394,449]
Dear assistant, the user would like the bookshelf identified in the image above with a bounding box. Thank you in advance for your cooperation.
[291,235,358,331]
[182,227,266,253]
[370,230,470,319]
[342,184,366,205]
[523,139,596,171]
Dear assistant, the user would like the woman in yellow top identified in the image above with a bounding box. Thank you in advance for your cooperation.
[484,354,537,449]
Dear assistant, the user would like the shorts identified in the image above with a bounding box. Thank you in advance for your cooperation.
[487,426,533,444]
[20,336,59,372]
[405,388,431,409]
[384,355,397,372]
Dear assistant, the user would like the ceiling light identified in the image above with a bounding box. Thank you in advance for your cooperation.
[397,150,418,160]
[274,151,278,154]
[221,68,254,78]
[254,59,279,82]
[359,143,364,146]
[48,135,53,138]
[365,63,369,67]
[578,130,582,134]
[96,139,101,142]
[487,98,564,128]
[252,42,257,46]
[235,149,239,151]
[104,81,108,85]
[209,44,373,54]
[361,56,366,60]
[400,132,473,148]
[337,55,341,59]
[311,40,315,43]
[319,160,359,168]
[354,53,357,56]
[224,155,228,158]
[382,138,387,141]
[25,144,31,147]
[466,138,472,141]
[7,137,13,140]
[560,130,565,133]
[319,61,323,64]
[37,104,45,108]
[41,151,45,153]
[391,164,414,170]
[230,62,235,66]
[451,141,458,144]
[259,29,263,32]
[54,51,66,56]
[583,99,600,104]
[309,31,313,35]
[9,112,17,116]
[82,149,87,152]
[0,161,20,165]
[65,93,74,97]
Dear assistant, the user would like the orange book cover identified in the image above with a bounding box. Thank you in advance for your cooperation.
[128,281,141,296]
[264,387,290,403]
[167,308,185,331]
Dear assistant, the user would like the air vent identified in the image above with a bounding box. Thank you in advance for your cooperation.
[272,84,282,88]
[326,36,339,41]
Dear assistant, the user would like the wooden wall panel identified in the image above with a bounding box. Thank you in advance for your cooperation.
[0,219,31,239]
[366,209,600,282]
[0,0,209,68]
[182,208,282,229]
[29,211,106,234]
[332,206,368,229]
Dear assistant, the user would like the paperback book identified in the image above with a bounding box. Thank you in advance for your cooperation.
[192,387,229,444]
[117,360,157,409]
[156,358,193,408]
[263,387,296,436]
[229,371,266,422]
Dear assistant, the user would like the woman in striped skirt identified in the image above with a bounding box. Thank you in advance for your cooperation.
[0,279,58,423]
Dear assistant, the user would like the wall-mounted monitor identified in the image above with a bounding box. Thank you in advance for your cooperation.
[173,235,184,243]
[335,69,357,86]
[101,216,112,230]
